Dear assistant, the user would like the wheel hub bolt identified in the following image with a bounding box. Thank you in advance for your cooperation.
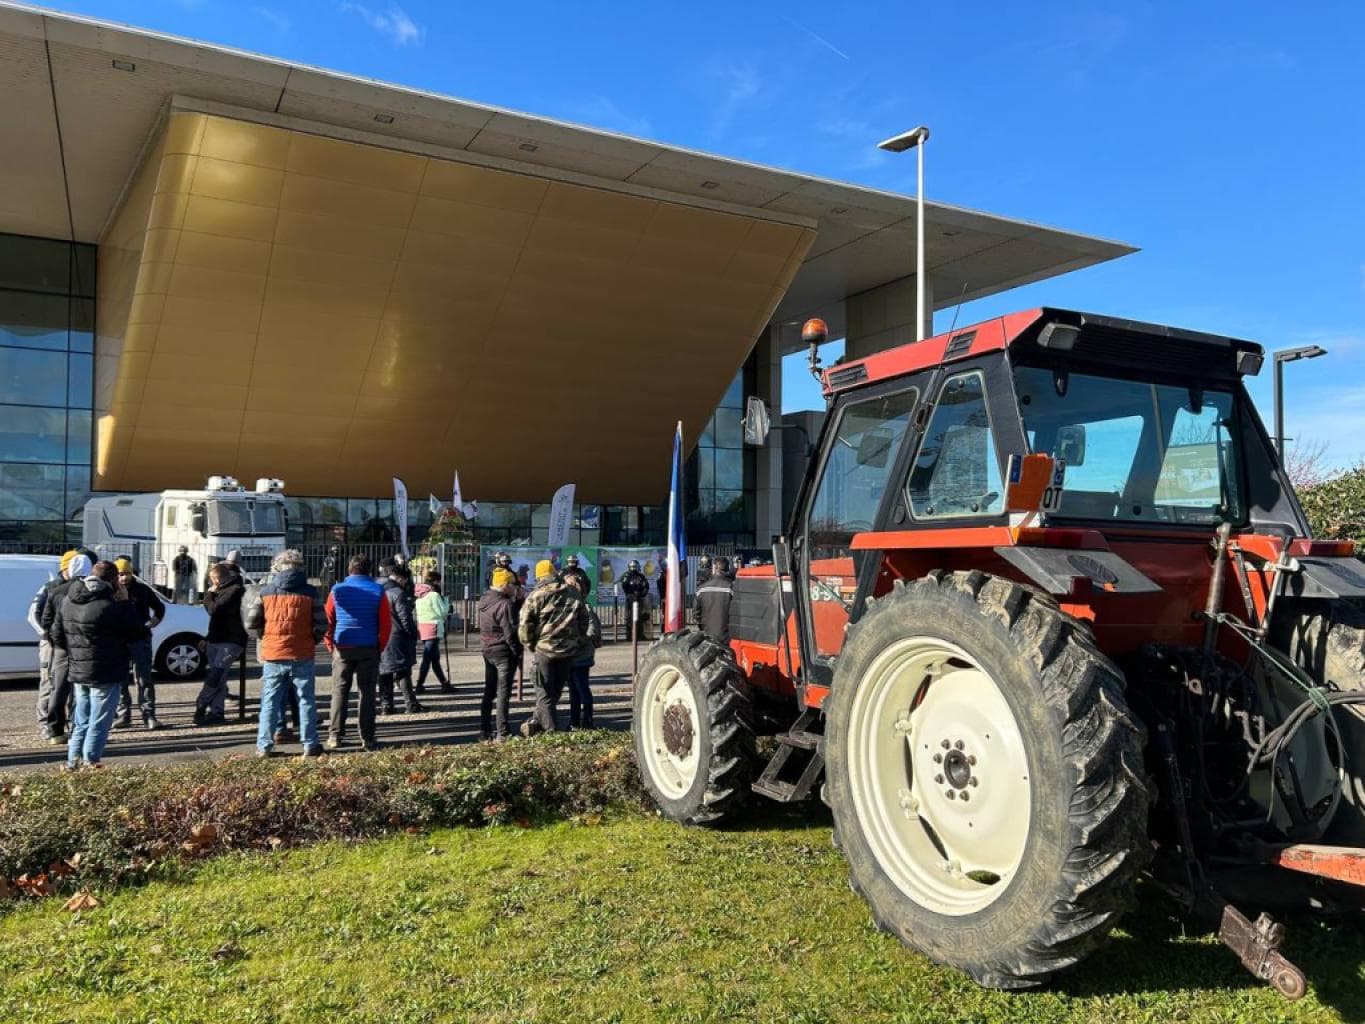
[940,739,950,750]
[945,790,956,800]
[960,791,970,802]
[954,740,964,751]
[934,774,944,785]
[932,753,943,764]
[967,755,977,766]
[969,777,978,787]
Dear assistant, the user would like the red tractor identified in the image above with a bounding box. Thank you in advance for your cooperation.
[632,308,1365,997]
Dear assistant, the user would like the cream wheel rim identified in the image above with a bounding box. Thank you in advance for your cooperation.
[847,635,1032,916]
[640,664,702,798]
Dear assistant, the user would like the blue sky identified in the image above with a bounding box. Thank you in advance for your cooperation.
[52,0,1365,467]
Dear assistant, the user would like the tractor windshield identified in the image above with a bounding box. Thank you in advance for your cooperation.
[1012,366,1243,525]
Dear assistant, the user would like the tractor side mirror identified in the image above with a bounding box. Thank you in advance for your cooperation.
[772,536,792,576]
[743,396,771,446]
[857,428,894,468]
[1056,424,1086,467]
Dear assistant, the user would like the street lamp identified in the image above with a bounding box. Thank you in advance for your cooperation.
[878,125,930,341]
[1272,344,1327,462]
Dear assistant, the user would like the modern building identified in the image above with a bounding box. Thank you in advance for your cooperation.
[0,2,1134,549]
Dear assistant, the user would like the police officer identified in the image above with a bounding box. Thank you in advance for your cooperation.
[619,559,651,641]
[695,554,713,589]
[694,556,734,646]
[561,553,591,596]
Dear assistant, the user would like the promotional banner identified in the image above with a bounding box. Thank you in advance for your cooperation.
[392,477,409,559]
[452,471,463,514]
[595,546,665,605]
[547,483,576,547]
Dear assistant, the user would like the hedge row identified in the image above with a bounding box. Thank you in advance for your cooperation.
[0,732,644,905]
[1298,464,1365,546]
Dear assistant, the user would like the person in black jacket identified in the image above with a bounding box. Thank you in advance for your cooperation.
[561,554,591,597]
[619,560,651,641]
[112,558,166,730]
[53,561,142,769]
[378,562,422,715]
[32,551,92,743]
[193,562,247,725]
[694,556,734,646]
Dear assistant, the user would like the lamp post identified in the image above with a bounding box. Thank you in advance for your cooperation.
[877,125,930,341]
[1272,345,1327,462]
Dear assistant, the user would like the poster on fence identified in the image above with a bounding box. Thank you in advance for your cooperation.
[479,546,563,590]
[595,546,666,606]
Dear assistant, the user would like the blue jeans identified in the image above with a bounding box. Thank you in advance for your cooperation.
[68,683,120,766]
[257,659,319,752]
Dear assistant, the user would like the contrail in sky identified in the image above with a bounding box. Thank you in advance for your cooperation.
[783,16,849,60]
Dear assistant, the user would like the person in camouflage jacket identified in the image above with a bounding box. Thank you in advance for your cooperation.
[518,559,597,735]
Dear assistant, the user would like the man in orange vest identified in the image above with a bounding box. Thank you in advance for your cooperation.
[242,548,328,757]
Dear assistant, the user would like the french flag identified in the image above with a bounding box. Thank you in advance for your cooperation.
[664,420,687,634]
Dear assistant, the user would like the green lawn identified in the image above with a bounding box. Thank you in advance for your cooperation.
[0,808,1359,1024]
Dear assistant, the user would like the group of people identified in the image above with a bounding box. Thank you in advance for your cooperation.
[30,550,171,753]
[477,552,602,741]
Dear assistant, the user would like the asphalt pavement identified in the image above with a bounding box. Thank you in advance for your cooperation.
[0,640,642,774]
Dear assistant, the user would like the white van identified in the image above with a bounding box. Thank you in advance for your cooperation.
[0,555,211,681]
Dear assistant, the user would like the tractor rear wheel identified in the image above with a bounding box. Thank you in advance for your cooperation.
[1272,599,1365,844]
[824,570,1151,989]
[633,629,757,826]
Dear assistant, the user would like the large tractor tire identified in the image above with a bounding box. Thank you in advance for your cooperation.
[824,570,1151,990]
[633,629,758,826]
[1271,598,1365,845]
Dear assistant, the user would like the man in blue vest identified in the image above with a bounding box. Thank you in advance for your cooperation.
[323,554,391,751]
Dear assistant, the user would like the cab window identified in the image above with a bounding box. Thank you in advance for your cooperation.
[908,372,1004,519]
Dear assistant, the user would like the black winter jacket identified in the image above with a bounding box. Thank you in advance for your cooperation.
[694,573,734,646]
[203,579,248,646]
[123,576,166,639]
[51,578,143,687]
[379,578,418,673]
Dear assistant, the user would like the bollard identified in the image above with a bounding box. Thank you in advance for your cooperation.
[462,584,470,650]
[631,600,639,679]
[615,595,623,643]
[237,648,247,722]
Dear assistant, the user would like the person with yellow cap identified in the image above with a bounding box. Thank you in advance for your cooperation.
[29,550,90,744]
[476,567,521,740]
[517,558,597,736]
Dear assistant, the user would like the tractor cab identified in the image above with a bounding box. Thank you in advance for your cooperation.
[633,308,1365,1000]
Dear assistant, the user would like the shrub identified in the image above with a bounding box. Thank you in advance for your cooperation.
[0,732,643,904]
[1297,463,1365,545]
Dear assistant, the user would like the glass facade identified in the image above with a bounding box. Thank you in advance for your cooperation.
[0,234,96,544]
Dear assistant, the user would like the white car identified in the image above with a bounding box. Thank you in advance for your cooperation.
[0,554,210,681]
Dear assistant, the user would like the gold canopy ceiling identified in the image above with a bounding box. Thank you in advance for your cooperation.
[96,112,815,503]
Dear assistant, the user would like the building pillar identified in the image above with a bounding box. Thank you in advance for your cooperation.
[753,325,785,547]
[843,274,934,361]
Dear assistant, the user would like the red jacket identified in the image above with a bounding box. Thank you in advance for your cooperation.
[241,568,327,661]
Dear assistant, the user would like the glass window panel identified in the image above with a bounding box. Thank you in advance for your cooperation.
[0,463,65,519]
[65,464,90,520]
[715,489,746,531]
[715,447,743,490]
[714,407,743,448]
[696,447,715,491]
[0,236,69,294]
[909,372,1004,519]
[720,371,744,409]
[69,299,93,353]
[72,245,97,298]
[65,409,90,464]
[699,413,715,449]
[68,352,92,408]
[0,348,66,406]
[0,405,65,462]
[743,448,756,490]
[0,290,69,350]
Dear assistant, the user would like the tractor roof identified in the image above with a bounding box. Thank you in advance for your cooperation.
[822,308,1265,396]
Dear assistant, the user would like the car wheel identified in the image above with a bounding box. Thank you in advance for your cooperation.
[156,633,205,679]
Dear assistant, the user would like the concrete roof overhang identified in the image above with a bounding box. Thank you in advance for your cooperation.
[0,2,1137,501]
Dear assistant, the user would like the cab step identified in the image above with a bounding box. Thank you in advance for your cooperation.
[752,708,825,804]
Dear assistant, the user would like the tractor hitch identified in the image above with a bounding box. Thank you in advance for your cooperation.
[1215,903,1307,1000]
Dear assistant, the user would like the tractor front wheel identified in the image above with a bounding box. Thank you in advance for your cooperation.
[633,630,757,826]
[824,571,1151,989]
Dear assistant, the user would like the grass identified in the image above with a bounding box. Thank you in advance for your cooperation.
[0,805,1360,1024]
